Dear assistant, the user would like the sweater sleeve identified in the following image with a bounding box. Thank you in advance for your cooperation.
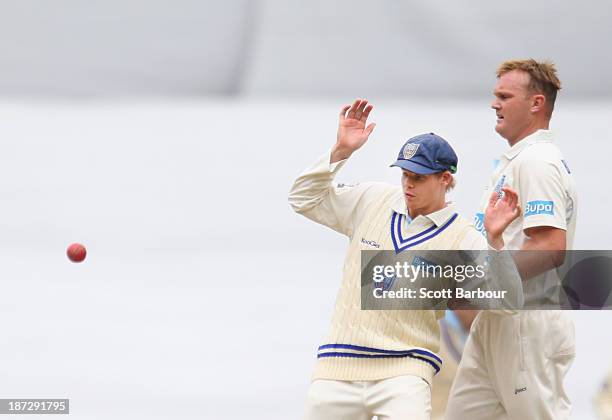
[288,149,397,238]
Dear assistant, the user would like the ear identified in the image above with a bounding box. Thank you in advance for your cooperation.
[440,171,452,187]
[531,94,546,114]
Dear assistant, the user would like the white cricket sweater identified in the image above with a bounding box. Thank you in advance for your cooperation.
[289,150,491,385]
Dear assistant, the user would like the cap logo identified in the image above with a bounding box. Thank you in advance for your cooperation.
[402,143,420,160]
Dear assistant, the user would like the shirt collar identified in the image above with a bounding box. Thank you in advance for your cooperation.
[391,196,457,227]
[503,129,554,160]
[424,204,457,227]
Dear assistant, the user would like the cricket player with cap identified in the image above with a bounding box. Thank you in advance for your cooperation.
[289,99,522,420]
[446,59,578,419]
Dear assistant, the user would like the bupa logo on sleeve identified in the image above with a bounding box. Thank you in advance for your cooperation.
[474,213,486,236]
[525,200,554,217]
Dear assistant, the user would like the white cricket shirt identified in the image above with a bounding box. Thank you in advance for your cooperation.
[474,129,578,306]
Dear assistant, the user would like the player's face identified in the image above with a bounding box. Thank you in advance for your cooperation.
[491,70,534,144]
[401,170,447,217]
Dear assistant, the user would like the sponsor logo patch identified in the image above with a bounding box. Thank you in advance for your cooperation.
[494,174,506,198]
[361,238,381,249]
[525,200,554,216]
[402,143,420,160]
[474,212,486,235]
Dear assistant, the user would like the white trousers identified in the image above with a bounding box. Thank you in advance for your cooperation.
[445,311,575,420]
[304,375,431,420]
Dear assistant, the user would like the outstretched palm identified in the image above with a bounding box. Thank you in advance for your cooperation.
[333,99,376,161]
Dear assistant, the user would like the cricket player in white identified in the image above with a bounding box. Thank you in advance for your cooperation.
[431,310,477,419]
[446,60,577,419]
[290,99,522,420]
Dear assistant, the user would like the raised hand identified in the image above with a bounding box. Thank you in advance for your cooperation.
[484,187,522,249]
[331,99,376,163]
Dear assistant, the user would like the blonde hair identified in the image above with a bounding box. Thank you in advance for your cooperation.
[436,172,456,192]
[497,59,561,116]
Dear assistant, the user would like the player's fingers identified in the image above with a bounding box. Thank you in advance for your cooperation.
[499,186,509,200]
[502,187,518,209]
[365,122,376,137]
[339,105,351,120]
[502,186,518,199]
[355,99,368,119]
[347,98,361,119]
[357,99,368,113]
[509,196,518,213]
[511,192,519,209]
[488,191,499,209]
[361,104,374,122]
[500,188,513,206]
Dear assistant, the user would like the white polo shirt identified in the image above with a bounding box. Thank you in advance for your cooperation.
[473,129,578,306]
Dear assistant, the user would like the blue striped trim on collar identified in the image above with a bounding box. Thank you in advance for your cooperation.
[317,343,442,374]
[391,212,458,254]
[396,213,437,243]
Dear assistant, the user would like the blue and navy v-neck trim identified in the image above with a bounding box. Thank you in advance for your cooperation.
[390,211,458,253]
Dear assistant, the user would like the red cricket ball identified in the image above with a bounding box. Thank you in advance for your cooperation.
[67,243,87,263]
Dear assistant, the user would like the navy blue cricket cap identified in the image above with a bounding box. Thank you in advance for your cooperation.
[390,133,458,175]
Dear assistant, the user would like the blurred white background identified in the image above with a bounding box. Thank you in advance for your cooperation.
[1,1,611,419]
